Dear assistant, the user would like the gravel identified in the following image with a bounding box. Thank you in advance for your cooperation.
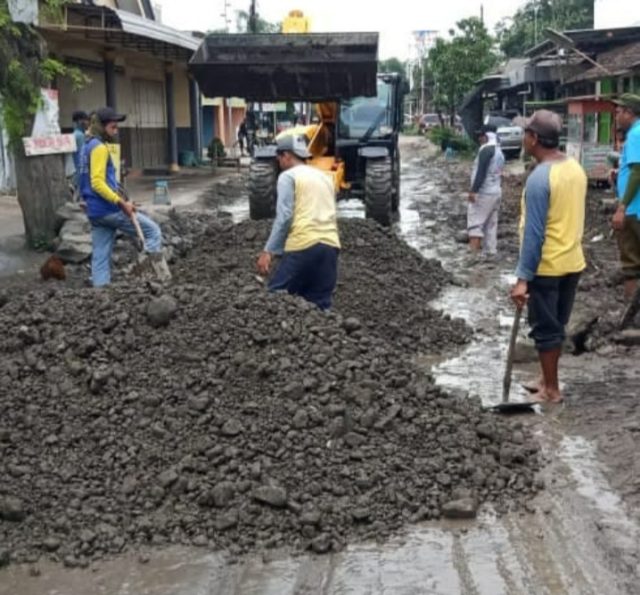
[0,215,541,566]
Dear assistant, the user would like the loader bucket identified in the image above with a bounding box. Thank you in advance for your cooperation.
[189,32,379,101]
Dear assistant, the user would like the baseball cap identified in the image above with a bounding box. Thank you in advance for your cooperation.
[524,110,562,143]
[72,110,88,122]
[96,107,126,125]
[612,93,640,115]
[276,134,311,159]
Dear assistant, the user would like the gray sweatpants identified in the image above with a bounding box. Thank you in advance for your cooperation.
[467,193,500,255]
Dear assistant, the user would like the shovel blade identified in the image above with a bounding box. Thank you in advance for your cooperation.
[488,401,537,414]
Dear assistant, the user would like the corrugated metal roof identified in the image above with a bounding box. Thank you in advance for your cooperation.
[568,40,640,81]
[114,9,199,52]
[527,26,640,58]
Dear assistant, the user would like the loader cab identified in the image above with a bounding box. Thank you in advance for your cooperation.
[337,75,402,141]
[334,73,405,223]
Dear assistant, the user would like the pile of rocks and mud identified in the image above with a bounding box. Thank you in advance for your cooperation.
[0,217,542,567]
[171,215,470,354]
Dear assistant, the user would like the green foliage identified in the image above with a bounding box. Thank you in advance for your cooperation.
[428,126,473,154]
[235,10,280,33]
[0,0,89,147]
[427,17,497,122]
[379,57,406,76]
[207,137,226,161]
[39,0,69,24]
[403,123,421,136]
[496,0,594,58]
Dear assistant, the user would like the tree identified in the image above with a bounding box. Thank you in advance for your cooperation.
[427,17,497,123]
[235,10,280,33]
[379,58,406,76]
[496,0,594,58]
[1,0,88,248]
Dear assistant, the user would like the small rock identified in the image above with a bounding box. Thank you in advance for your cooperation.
[442,498,478,519]
[215,510,239,531]
[122,476,138,495]
[253,486,287,508]
[42,537,61,552]
[310,534,331,554]
[0,496,26,522]
[300,510,321,526]
[351,507,371,523]
[211,482,235,508]
[29,565,41,577]
[475,423,496,441]
[138,553,150,564]
[63,556,81,569]
[192,535,208,547]
[158,468,179,488]
[146,295,178,328]
[188,395,210,412]
[221,419,243,437]
[292,409,309,429]
[342,317,362,333]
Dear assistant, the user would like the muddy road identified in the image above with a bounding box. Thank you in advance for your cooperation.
[1,136,639,593]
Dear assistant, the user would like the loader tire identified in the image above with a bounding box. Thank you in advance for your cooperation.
[364,157,393,226]
[391,149,400,213]
[248,159,278,220]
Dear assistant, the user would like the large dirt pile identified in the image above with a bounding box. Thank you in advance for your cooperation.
[0,276,541,567]
[170,215,470,354]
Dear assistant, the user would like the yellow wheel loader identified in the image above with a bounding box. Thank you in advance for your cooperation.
[189,32,407,226]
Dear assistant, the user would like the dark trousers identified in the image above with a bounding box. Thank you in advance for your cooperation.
[269,243,339,310]
[527,273,581,352]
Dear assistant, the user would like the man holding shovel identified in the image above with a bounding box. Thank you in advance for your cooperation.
[79,107,170,287]
[510,110,587,404]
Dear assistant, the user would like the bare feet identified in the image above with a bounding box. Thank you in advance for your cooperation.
[531,387,563,404]
[522,377,544,393]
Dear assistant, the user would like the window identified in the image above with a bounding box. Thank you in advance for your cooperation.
[568,114,582,142]
[339,80,393,139]
[583,113,597,143]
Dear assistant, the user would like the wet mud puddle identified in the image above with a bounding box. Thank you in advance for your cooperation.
[2,144,639,594]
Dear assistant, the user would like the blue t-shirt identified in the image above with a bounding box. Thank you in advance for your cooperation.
[617,119,640,218]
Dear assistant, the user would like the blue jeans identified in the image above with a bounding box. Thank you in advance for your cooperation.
[90,210,162,287]
[269,243,339,310]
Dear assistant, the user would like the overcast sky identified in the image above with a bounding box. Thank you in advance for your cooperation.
[158,0,528,58]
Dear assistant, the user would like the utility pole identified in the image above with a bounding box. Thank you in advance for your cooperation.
[249,0,257,34]
[420,62,425,115]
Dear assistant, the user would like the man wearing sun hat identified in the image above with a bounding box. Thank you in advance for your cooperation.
[256,134,341,310]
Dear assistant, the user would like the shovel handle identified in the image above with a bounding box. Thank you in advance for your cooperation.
[502,307,522,403]
[130,212,145,251]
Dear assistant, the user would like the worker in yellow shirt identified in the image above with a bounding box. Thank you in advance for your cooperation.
[79,107,169,286]
[510,110,587,404]
[256,134,340,310]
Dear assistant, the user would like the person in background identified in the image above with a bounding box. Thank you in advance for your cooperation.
[511,110,587,404]
[71,110,89,189]
[468,124,505,258]
[610,94,640,301]
[237,118,248,156]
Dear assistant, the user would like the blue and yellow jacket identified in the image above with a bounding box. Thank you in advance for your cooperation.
[79,138,122,220]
